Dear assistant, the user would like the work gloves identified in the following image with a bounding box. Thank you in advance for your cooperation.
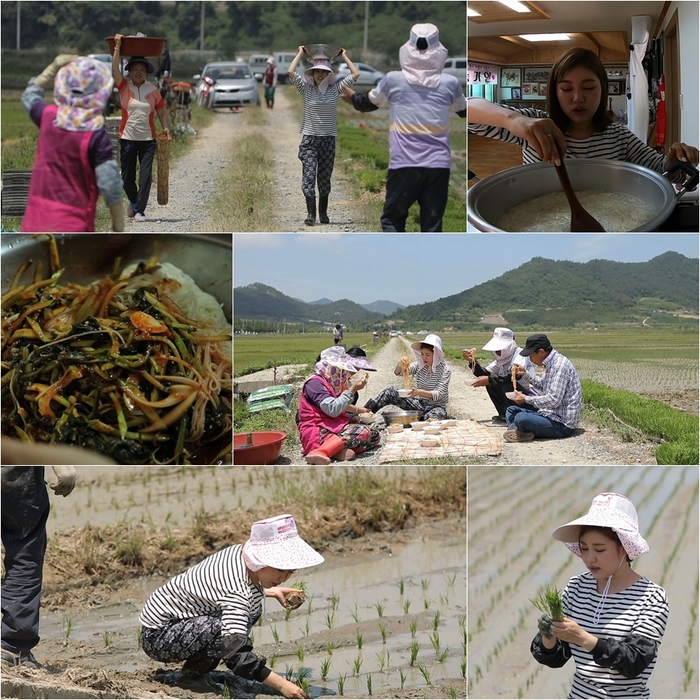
[34,54,79,90]
[50,465,77,497]
[538,613,554,639]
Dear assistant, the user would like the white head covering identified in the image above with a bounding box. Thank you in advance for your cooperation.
[399,23,448,88]
[242,514,325,571]
[303,55,334,94]
[410,333,445,372]
[483,327,520,370]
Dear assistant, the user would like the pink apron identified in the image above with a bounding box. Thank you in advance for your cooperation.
[297,374,349,455]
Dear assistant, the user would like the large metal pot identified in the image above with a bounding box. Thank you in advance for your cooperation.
[468,159,698,232]
[383,410,422,427]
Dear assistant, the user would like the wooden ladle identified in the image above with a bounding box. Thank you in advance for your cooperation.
[553,143,605,232]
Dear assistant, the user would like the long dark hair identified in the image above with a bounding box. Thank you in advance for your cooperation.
[546,47,613,134]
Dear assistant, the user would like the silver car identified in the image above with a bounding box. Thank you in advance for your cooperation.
[196,61,260,108]
[335,62,385,87]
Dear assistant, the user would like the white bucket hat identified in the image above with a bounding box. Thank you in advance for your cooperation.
[552,493,649,560]
[482,327,515,352]
[242,514,325,571]
[410,333,445,371]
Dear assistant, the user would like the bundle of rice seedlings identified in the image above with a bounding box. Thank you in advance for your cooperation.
[157,132,169,205]
[530,585,564,621]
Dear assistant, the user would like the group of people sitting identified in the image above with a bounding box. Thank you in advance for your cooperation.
[295,327,583,463]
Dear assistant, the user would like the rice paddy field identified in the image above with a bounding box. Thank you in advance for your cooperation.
[468,464,699,699]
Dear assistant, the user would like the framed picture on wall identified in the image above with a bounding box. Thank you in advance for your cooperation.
[512,87,521,99]
[529,83,539,96]
[500,67,521,87]
[538,83,548,97]
[608,81,622,95]
[523,67,550,84]
[522,84,531,95]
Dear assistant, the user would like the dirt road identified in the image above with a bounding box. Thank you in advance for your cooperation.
[113,87,370,233]
[262,337,659,465]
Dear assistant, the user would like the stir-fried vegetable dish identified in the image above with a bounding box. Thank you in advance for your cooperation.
[1,236,232,464]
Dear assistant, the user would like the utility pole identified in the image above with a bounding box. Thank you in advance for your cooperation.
[16,0,21,51]
[200,1,205,52]
[363,0,369,55]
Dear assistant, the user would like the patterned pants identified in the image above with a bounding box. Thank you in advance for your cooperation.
[298,135,336,197]
[320,423,382,451]
[141,613,223,676]
[365,387,448,421]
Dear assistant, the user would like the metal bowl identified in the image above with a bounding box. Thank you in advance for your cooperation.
[1,234,232,321]
[383,410,422,427]
[304,44,342,61]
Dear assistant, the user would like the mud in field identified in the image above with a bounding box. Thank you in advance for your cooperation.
[2,466,466,700]
[467,465,699,700]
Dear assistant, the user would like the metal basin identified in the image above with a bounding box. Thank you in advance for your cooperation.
[383,410,422,427]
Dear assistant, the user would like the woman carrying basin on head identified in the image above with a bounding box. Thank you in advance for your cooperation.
[140,514,320,698]
[364,334,451,421]
[468,48,697,174]
[531,493,668,698]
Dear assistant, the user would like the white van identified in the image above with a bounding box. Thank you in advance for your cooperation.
[443,57,467,88]
[273,52,297,83]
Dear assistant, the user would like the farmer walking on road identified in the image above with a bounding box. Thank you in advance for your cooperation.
[263,57,278,109]
[288,46,359,225]
[1,466,77,668]
[341,24,467,232]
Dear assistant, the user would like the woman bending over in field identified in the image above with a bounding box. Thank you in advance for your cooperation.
[531,493,668,698]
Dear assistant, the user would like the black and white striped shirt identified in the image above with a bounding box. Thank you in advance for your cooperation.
[291,73,355,136]
[139,544,263,637]
[408,361,451,407]
[468,106,680,179]
[533,572,668,698]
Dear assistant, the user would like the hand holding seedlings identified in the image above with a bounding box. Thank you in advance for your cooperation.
[537,614,554,639]
[265,586,306,610]
[530,585,564,622]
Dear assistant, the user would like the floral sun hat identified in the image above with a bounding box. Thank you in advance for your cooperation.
[242,514,325,571]
[53,57,113,132]
[551,493,650,560]
[399,23,448,88]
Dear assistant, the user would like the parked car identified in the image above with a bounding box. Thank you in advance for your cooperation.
[335,62,385,87]
[443,57,467,88]
[194,61,260,108]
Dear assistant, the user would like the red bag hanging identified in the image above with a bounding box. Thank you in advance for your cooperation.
[656,74,666,147]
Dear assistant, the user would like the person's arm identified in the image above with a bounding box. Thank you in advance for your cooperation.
[112,34,125,87]
[155,105,170,139]
[22,54,79,117]
[340,49,360,82]
[288,46,305,79]
[530,631,572,667]
[468,97,566,164]
[523,357,569,410]
[1,437,117,465]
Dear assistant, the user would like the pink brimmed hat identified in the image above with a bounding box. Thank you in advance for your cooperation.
[242,514,324,571]
[552,493,649,560]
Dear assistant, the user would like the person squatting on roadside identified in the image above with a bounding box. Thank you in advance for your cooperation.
[112,33,170,222]
[531,493,668,698]
[297,347,381,464]
[463,327,538,423]
[288,46,359,225]
[504,333,582,442]
[341,24,467,232]
[263,57,278,109]
[140,514,322,698]
[20,55,123,233]
[1,466,77,668]
[364,334,451,421]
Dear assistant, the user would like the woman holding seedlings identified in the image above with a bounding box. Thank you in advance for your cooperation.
[364,333,451,421]
[288,46,359,225]
[531,493,668,698]
[297,348,380,464]
[140,514,321,698]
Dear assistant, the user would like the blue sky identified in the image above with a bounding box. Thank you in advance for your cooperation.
[234,233,698,307]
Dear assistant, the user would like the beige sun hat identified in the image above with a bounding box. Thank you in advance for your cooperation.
[552,493,649,560]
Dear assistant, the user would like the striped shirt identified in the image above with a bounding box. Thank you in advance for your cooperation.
[533,573,668,698]
[139,544,263,637]
[525,349,581,428]
[369,72,466,169]
[291,73,355,136]
[468,105,681,180]
[408,361,451,407]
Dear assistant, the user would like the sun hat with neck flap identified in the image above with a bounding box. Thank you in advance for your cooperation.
[551,492,650,560]
[242,514,324,572]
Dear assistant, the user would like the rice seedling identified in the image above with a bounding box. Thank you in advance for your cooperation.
[285,608,292,622]
[222,684,231,699]
[103,630,112,647]
[430,631,440,654]
[303,618,310,637]
[284,664,295,681]
[437,646,450,662]
[320,656,331,680]
[136,628,142,646]
[399,668,406,689]
[409,618,417,637]
[324,611,335,629]
[349,604,360,623]
[337,673,346,696]
[421,578,430,591]
[330,589,340,610]
[461,658,467,678]
[352,654,363,675]
[250,630,255,644]
[403,599,411,614]
[530,585,564,622]
[247,472,254,486]
[325,643,335,655]
[475,665,482,681]
[375,652,386,672]
[398,579,405,595]
[379,623,387,644]
[269,654,277,668]
[374,600,385,618]
[356,631,363,649]
[366,674,373,696]
[291,580,308,592]
[271,626,280,644]
[423,597,432,610]
[115,533,145,566]
[63,616,74,638]
[439,594,449,606]
[417,663,432,685]
[446,573,456,586]
[294,646,305,662]
[409,640,419,666]
[433,610,441,631]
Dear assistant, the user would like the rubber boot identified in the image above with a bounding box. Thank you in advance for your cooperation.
[333,447,356,462]
[319,195,330,224]
[304,196,316,226]
[305,435,347,465]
